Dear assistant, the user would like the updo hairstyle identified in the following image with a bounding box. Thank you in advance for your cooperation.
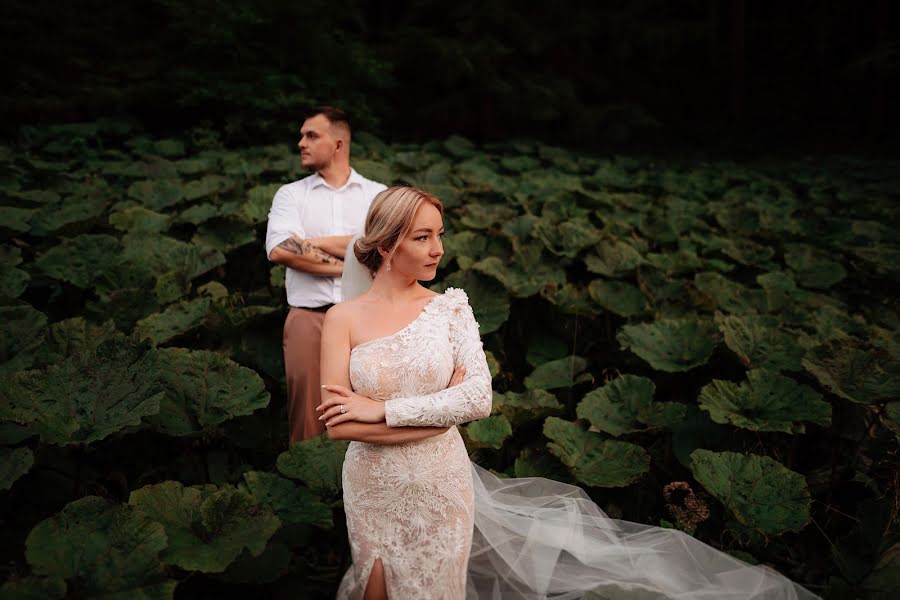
[354,186,443,277]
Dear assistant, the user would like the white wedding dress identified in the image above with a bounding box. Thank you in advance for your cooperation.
[336,240,821,600]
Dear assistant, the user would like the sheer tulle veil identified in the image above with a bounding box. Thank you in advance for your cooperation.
[340,236,820,600]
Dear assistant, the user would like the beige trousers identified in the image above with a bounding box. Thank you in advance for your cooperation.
[283,306,330,445]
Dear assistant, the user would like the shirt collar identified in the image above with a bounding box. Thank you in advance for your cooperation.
[310,168,364,191]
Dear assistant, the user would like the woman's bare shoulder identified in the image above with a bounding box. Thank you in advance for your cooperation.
[324,296,379,324]
[324,301,356,328]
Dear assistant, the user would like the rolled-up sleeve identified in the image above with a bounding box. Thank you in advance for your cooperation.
[265,185,303,260]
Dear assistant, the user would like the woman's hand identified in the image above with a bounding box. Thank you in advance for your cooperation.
[448,365,466,387]
[318,386,385,427]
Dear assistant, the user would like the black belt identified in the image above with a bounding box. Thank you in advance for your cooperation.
[297,304,333,313]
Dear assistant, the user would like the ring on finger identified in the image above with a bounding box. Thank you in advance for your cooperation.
[340,404,347,414]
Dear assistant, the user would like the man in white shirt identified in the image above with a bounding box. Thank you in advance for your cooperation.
[265,106,386,444]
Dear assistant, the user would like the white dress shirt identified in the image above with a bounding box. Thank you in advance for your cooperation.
[265,168,386,308]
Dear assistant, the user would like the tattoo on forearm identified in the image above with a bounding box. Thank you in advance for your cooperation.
[278,238,342,265]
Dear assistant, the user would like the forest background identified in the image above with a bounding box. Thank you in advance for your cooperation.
[3,0,898,152]
[1,1,899,600]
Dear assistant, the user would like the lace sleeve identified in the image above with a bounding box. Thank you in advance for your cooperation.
[384,291,493,427]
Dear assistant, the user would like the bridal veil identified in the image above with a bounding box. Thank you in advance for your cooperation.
[340,236,820,600]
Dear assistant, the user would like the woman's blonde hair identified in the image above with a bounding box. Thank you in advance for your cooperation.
[354,186,444,276]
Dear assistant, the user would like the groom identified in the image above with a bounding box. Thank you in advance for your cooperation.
[265,106,386,445]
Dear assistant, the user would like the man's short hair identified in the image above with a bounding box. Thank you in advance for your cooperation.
[304,105,351,138]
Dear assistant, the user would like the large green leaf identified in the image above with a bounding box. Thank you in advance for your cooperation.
[802,339,900,404]
[134,297,212,345]
[850,244,900,276]
[30,317,118,369]
[472,248,565,298]
[109,206,171,233]
[441,230,492,268]
[25,496,174,597]
[784,243,846,289]
[587,279,647,317]
[0,304,48,375]
[205,298,280,331]
[241,184,281,225]
[121,233,225,279]
[756,271,799,312]
[0,245,29,300]
[29,187,109,236]
[543,417,650,487]
[0,446,34,491]
[533,217,602,258]
[710,202,760,236]
[634,269,696,317]
[492,389,563,426]
[617,318,719,372]
[444,135,476,158]
[354,158,395,185]
[715,313,805,371]
[241,471,332,527]
[717,237,774,266]
[543,282,600,317]
[500,214,540,249]
[500,155,540,172]
[689,449,811,533]
[184,175,235,200]
[192,218,258,253]
[693,272,765,314]
[456,157,513,192]
[583,239,645,277]
[432,270,509,334]
[576,374,686,436]
[698,369,831,433]
[524,355,589,390]
[35,234,122,288]
[804,304,869,347]
[276,435,349,500]
[176,202,224,225]
[0,334,164,445]
[458,202,518,229]
[129,481,280,573]
[147,348,269,436]
[117,233,225,302]
[152,139,185,157]
[86,287,161,332]
[127,178,185,210]
[465,415,512,449]
[0,206,35,232]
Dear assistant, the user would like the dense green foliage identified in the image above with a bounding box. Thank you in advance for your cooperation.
[1,119,898,598]
[4,1,897,151]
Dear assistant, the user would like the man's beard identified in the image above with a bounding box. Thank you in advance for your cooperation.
[301,157,323,172]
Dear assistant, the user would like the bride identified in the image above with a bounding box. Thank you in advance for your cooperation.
[316,186,820,599]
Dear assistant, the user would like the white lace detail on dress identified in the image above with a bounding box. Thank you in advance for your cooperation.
[337,287,490,600]
[350,287,492,427]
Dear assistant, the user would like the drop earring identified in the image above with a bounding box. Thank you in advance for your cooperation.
[386,260,392,271]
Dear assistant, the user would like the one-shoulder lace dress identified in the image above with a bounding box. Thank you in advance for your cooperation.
[334,287,821,600]
[337,288,492,600]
